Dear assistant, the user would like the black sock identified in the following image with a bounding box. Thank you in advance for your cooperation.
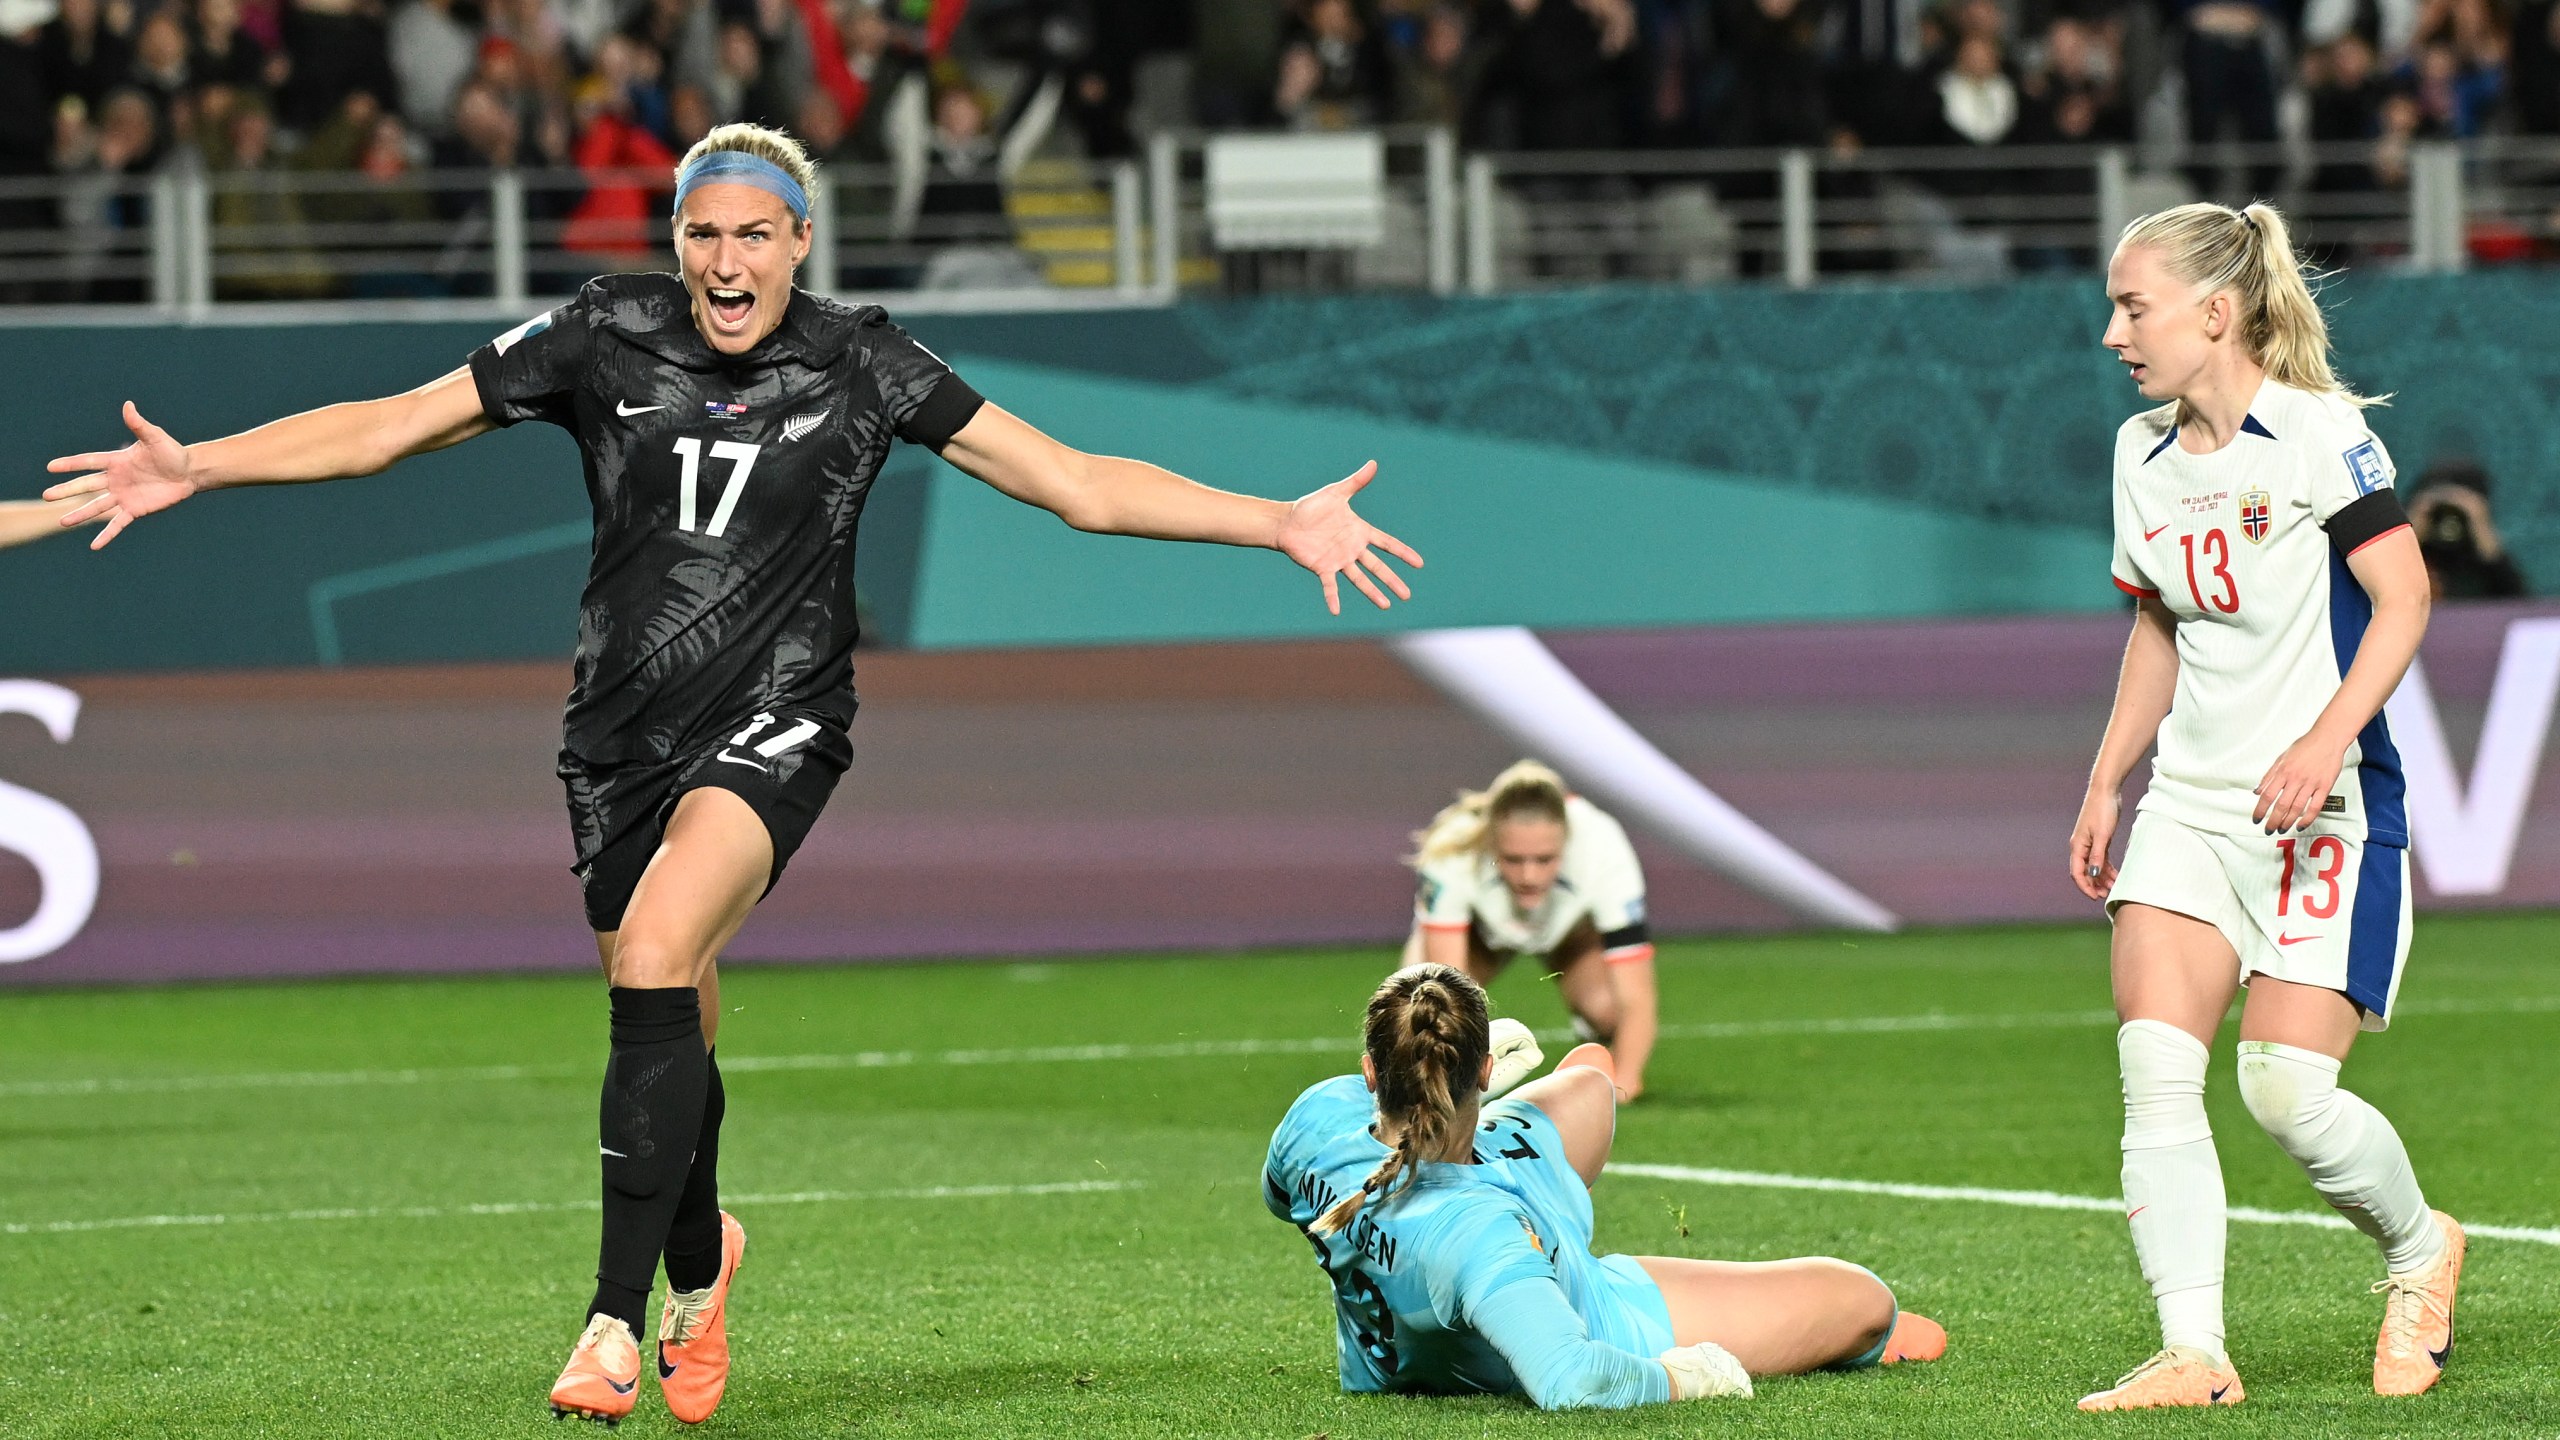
[587,986,708,1338]
[663,1050,726,1292]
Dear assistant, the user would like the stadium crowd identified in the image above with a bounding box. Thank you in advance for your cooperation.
[1,0,2556,297]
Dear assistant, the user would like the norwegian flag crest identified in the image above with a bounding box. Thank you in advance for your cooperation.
[2239,489,2271,543]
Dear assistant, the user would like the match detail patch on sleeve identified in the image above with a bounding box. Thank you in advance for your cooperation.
[2343,441,2390,495]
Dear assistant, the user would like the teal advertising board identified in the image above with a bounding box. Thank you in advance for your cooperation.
[4,272,2553,671]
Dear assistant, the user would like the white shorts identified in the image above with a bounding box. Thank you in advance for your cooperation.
[2107,811,2412,1031]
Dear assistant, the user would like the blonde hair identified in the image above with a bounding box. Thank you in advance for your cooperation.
[2114,201,2377,409]
[1310,964,1490,1237]
[1411,759,1570,865]
[675,123,821,231]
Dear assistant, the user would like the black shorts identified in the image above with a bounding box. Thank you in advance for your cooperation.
[562,709,853,933]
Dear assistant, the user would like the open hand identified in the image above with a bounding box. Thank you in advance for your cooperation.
[1277,461,1423,615]
[2254,732,2345,834]
[44,401,195,550]
[2068,789,2121,902]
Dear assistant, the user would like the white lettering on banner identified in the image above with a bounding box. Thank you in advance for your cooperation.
[0,681,99,963]
[2389,618,2560,897]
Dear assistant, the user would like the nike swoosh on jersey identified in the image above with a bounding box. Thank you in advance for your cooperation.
[617,400,667,416]
[2144,524,2171,540]
[601,1146,628,1157]
[714,751,767,771]
[2276,933,2321,946]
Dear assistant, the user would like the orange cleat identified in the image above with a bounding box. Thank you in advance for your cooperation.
[2373,1210,2465,1397]
[550,1313,643,1427]
[2077,1346,2244,1411]
[1881,1311,1947,1364]
[658,1211,748,1424]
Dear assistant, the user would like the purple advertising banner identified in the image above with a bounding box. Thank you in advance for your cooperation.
[4,604,2556,985]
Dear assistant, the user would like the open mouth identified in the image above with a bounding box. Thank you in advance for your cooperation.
[705,286,755,332]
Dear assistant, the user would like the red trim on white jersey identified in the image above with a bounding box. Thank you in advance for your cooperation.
[2114,575,2160,598]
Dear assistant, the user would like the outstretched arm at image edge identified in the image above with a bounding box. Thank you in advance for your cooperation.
[44,366,494,546]
[1466,1275,1674,1410]
[0,498,96,551]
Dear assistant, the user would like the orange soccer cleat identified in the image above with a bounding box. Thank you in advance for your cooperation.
[658,1211,749,1424]
[1881,1311,1947,1364]
[2077,1346,2245,1411]
[550,1313,643,1427]
[2373,1210,2466,1397]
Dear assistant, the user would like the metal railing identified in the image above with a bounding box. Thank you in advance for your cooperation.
[1463,137,2560,291]
[2,132,2553,319]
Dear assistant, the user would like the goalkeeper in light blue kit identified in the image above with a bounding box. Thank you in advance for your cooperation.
[1264,964,1946,1409]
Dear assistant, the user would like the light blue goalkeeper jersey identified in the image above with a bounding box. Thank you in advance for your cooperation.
[1262,1075,1675,1409]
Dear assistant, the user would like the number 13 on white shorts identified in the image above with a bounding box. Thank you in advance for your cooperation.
[2108,811,2414,1032]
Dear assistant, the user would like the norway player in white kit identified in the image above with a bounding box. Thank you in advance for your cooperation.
[1402,762,1660,1099]
[2069,202,2464,1410]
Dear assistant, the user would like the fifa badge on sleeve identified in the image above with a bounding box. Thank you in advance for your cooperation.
[2343,441,2390,495]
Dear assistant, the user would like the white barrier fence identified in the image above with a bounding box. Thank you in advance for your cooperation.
[6,132,2547,319]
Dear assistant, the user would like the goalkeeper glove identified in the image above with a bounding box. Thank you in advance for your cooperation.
[1484,1017,1544,1098]
[1659,1341,1754,1400]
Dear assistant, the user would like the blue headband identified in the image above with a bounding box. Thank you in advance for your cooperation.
[672,151,810,223]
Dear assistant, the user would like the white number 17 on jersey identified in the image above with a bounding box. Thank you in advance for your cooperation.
[670,437,762,538]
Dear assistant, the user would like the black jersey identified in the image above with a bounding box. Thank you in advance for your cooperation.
[468,273,983,767]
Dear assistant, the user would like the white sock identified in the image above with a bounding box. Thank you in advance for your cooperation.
[2236,1040,2445,1276]
[2118,1020,2227,1361]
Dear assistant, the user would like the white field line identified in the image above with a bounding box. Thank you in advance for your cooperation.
[0,1179,1137,1238]
[1613,1163,2560,1249]
[3,994,2555,1101]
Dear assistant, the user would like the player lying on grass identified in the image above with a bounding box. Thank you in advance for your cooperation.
[0,498,94,550]
[1401,761,1660,1100]
[2070,200,2462,1411]
[1264,963,1944,1409]
[43,122,1423,1429]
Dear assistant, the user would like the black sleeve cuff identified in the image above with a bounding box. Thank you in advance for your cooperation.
[1600,922,1651,952]
[2326,489,2409,557]
[466,346,517,429]
[899,375,986,451]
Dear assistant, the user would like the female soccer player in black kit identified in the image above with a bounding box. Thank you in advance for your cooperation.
[44,123,1424,1427]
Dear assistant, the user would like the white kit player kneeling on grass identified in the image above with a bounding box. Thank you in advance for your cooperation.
[1262,964,1946,1412]
[2069,200,2464,1411]
[1402,761,1662,1101]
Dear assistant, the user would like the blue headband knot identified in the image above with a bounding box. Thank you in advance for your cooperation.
[672,151,811,223]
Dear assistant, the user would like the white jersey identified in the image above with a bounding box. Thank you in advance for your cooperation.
[1415,796,1653,961]
[2108,380,2412,848]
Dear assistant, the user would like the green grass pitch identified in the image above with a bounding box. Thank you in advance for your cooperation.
[3,915,2557,1437]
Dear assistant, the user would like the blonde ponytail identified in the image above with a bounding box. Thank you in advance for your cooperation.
[1310,963,1491,1237]
[1410,759,1571,866]
[2116,200,2379,410]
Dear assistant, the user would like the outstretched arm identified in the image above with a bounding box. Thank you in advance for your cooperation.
[43,366,494,549]
[0,498,99,552]
[935,402,1423,615]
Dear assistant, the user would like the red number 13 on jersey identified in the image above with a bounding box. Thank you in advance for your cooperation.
[2180,529,2241,614]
